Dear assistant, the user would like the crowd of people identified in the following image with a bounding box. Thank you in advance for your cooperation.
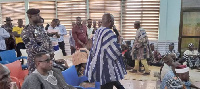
[0,8,200,89]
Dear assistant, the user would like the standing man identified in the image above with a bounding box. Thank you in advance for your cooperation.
[69,22,76,55]
[0,27,10,51]
[72,17,88,49]
[21,9,54,73]
[13,19,26,57]
[130,21,150,75]
[85,13,126,89]
[98,20,102,28]
[2,17,15,50]
[55,19,67,56]
[87,19,93,39]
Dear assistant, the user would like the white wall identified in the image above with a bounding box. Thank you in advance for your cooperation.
[158,0,181,42]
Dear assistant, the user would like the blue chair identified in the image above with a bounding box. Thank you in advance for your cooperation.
[0,49,28,69]
[62,65,100,89]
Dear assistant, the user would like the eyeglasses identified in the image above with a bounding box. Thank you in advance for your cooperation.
[39,58,54,63]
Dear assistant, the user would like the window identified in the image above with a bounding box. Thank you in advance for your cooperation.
[1,2,25,26]
[29,1,56,25]
[122,0,160,40]
[57,0,87,32]
[89,0,121,32]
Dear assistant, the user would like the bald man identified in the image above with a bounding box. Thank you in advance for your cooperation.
[130,21,150,75]
[85,13,126,89]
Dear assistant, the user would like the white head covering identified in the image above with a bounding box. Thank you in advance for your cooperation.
[175,65,189,73]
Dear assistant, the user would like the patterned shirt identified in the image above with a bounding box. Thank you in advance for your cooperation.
[85,27,127,85]
[21,24,54,72]
[132,28,150,60]
[183,50,199,60]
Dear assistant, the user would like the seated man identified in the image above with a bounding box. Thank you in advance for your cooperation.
[0,64,18,89]
[175,65,200,89]
[183,43,200,69]
[165,43,180,61]
[22,53,75,89]
[160,54,181,89]
[149,43,162,67]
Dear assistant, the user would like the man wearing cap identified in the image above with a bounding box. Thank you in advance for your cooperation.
[1,17,16,50]
[183,43,200,69]
[165,42,180,61]
[21,9,54,73]
[160,54,181,89]
[130,21,150,75]
[175,65,200,89]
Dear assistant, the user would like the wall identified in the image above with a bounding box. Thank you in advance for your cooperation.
[158,0,181,42]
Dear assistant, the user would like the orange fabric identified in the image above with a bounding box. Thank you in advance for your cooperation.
[5,60,28,88]
[72,48,89,65]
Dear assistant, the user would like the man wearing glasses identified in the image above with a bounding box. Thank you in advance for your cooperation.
[22,52,75,89]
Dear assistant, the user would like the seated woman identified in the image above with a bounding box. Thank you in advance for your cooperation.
[183,43,200,69]
[165,43,180,61]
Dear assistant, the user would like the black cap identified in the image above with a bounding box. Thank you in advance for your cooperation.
[26,9,40,15]
[169,42,174,46]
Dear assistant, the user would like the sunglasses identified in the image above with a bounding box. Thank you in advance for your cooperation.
[39,58,54,63]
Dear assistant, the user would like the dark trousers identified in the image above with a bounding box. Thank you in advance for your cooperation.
[101,81,124,89]
[71,46,76,55]
[16,43,26,57]
[58,41,66,56]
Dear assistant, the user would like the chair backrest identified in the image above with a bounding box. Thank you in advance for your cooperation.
[20,49,28,56]
[62,65,80,86]
[5,60,22,78]
[0,50,17,63]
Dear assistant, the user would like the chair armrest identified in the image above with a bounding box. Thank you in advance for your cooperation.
[0,61,9,64]
[95,82,100,88]
[74,86,84,89]
[79,76,88,84]
[16,56,27,60]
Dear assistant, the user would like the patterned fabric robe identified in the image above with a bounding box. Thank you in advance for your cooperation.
[132,28,151,60]
[85,27,127,85]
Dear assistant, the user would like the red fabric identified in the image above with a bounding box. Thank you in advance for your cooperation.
[5,60,28,88]
[122,50,127,55]
[176,65,187,69]
[72,24,88,48]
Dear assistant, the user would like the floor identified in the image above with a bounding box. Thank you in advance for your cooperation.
[64,57,200,89]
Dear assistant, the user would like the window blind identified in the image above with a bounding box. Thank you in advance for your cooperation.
[122,0,160,40]
[29,1,56,25]
[57,0,87,32]
[1,2,25,26]
[89,0,121,32]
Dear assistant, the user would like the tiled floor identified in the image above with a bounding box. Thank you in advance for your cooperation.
[64,58,200,89]
[113,66,200,89]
